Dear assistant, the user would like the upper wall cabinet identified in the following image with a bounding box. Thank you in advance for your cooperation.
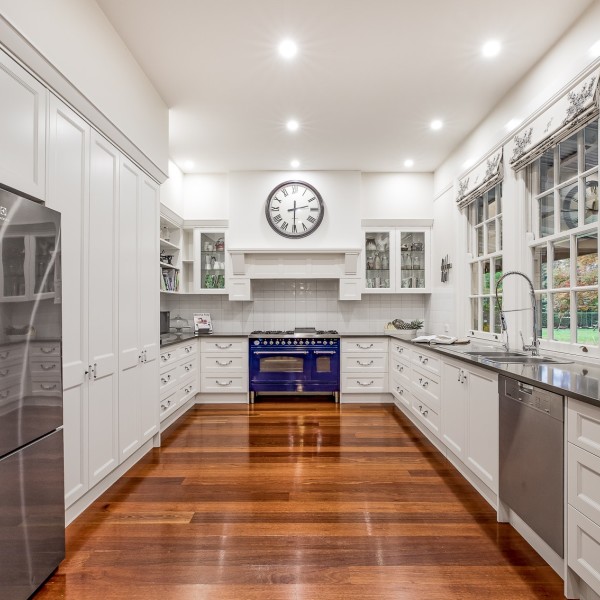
[193,228,228,293]
[363,227,431,294]
[0,50,47,200]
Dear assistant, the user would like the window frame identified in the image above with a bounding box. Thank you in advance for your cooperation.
[528,120,599,357]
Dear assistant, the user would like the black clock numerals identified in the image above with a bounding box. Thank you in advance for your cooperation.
[310,207,319,211]
[302,223,307,231]
[273,214,282,224]
[292,223,297,233]
[308,196,316,203]
[280,221,289,231]
[270,206,280,212]
[282,188,288,197]
[307,215,316,224]
[292,185,298,193]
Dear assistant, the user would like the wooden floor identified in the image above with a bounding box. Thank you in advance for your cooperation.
[37,402,565,599]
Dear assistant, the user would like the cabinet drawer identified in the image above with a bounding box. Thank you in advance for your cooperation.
[29,342,61,357]
[30,358,61,380]
[389,358,411,385]
[342,353,387,373]
[0,362,26,381]
[412,366,440,413]
[177,342,197,359]
[569,443,600,526]
[201,338,247,353]
[568,505,600,592]
[390,375,411,409]
[342,338,388,353]
[159,365,178,395]
[159,389,180,422]
[568,398,600,459]
[200,374,247,393]
[159,348,178,368]
[0,379,21,404]
[201,354,247,373]
[0,345,26,366]
[180,379,198,404]
[30,380,61,395]
[390,341,411,365]
[411,349,440,375]
[341,374,387,393]
[411,394,440,437]
[178,359,197,380]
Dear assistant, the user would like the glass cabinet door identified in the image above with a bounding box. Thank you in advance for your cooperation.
[399,231,426,290]
[1,236,27,300]
[32,235,56,295]
[364,231,392,291]
[200,232,226,290]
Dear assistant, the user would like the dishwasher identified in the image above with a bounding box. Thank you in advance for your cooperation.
[499,375,564,557]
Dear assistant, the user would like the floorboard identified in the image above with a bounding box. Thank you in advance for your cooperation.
[35,402,565,599]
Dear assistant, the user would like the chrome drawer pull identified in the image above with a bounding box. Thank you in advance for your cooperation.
[0,369,8,377]
[422,409,429,417]
[0,352,9,360]
[397,365,403,372]
[161,353,171,362]
[397,387,404,394]
[185,365,191,371]
[216,380,233,386]
[356,343,373,349]
[216,360,233,366]
[357,380,374,386]
[40,347,57,354]
[161,375,171,384]
[418,378,429,388]
[41,364,56,371]
[216,343,232,349]
[357,360,374,367]
[41,383,57,390]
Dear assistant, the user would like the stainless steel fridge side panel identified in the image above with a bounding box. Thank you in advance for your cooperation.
[0,429,65,599]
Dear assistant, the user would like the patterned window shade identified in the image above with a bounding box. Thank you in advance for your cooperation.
[456,149,503,209]
[510,69,600,172]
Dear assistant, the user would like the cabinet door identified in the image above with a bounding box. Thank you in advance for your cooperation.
[398,228,430,293]
[0,235,29,301]
[88,131,119,486]
[47,96,90,506]
[139,177,159,442]
[198,229,227,292]
[0,50,47,199]
[441,361,467,460]
[466,367,498,493]
[363,229,395,293]
[118,158,142,460]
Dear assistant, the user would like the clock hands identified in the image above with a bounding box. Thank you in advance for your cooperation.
[287,204,309,212]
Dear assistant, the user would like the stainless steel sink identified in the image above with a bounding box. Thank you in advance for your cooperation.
[466,351,572,365]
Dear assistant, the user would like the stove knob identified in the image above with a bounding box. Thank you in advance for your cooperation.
[275,340,280,345]
[253,340,259,345]
[311,340,315,344]
[299,340,304,345]
[263,340,268,345]
[287,340,292,345]
[293,340,298,345]
[269,340,274,345]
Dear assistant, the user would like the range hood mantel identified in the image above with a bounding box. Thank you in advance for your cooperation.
[228,248,361,279]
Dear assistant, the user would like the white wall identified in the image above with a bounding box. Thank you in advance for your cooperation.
[435,1,600,192]
[0,0,169,174]
[183,173,229,220]
[361,173,433,220]
[160,161,185,217]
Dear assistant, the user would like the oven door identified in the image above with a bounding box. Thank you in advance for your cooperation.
[249,349,309,390]
[309,349,340,388]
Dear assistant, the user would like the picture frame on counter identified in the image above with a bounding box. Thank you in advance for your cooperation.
[194,312,212,334]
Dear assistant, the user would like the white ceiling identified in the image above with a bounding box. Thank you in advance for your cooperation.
[96,0,596,174]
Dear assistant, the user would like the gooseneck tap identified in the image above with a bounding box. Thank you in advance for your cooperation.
[495,270,540,356]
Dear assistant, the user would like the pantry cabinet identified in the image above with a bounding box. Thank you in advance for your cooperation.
[0,50,47,200]
[362,227,431,293]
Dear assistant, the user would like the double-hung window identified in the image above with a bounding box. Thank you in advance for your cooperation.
[529,120,599,354]
[467,183,503,337]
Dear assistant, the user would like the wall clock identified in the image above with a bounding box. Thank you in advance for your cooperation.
[265,180,324,238]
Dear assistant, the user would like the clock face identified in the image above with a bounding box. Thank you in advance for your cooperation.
[265,180,324,238]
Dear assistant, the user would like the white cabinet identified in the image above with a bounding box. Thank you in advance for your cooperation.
[193,228,228,293]
[159,214,181,293]
[0,49,47,199]
[362,228,431,294]
[199,337,247,394]
[441,357,498,493]
[567,398,600,596]
[341,337,388,396]
[118,157,159,461]
[409,346,441,438]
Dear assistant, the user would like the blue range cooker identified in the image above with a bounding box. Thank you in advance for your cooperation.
[249,328,340,403]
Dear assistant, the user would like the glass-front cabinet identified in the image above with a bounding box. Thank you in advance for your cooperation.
[362,227,430,293]
[193,229,227,293]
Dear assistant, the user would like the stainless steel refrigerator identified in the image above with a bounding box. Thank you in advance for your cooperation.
[0,187,64,599]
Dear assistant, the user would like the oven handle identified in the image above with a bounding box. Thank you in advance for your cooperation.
[253,350,309,355]
[313,350,337,355]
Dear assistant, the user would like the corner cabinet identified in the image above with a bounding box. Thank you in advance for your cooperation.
[362,227,431,293]
[159,215,181,293]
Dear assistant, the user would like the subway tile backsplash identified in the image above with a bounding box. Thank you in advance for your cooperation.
[161,279,426,334]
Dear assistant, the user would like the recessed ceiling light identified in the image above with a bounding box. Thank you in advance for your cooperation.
[278,39,298,59]
[482,39,501,58]
[430,119,443,131]
[404,159,414,168]
[286,119,299,132]
[183,160,194,170]
[590,40,600,58]
[463,157,476,169]
[290,159,300,168]
[505,118,522,131]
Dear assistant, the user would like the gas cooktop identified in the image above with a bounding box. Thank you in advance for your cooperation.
[249,328,339,338]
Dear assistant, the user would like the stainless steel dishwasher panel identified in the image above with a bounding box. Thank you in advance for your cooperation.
[499,375,564,557]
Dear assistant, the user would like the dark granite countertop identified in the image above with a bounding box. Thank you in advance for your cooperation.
[160,332,249,348]
[388,333,600,408]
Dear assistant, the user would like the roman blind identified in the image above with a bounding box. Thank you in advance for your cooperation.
[455,148,503,209]
[510,68,600,172]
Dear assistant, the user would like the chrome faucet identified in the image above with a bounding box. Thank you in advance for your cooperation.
[495,270,540,356]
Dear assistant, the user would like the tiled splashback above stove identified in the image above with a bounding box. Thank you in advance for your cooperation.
[161,279,426,334]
